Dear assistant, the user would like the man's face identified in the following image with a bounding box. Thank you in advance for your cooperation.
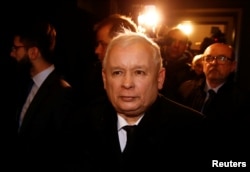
[10,36,32,72]
[164,30,188,60]
[203,43,236,85]
[102,42,165,117]
[95,24,112,62]
[192,55,203,76]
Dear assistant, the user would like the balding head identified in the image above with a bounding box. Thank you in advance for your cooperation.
[202,43,237,88]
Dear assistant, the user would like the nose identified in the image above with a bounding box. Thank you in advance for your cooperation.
[122,73,134,89]
[95,44,103,56]
[210,58,218,64]
[95,44,105,61]
[171,40,179,47]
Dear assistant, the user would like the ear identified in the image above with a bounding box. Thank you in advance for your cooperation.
[102,69,107,90]
[27,47,39,60]
[230,61,237,72]
[157,67,166,90]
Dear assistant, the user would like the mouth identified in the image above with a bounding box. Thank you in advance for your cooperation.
[120,96,136,102]
[207,68,220,76]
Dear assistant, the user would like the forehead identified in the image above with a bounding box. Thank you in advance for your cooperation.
[168,30,187,40]
[97,24,111,39]
[204,44,232,56]
[108,42,153,65]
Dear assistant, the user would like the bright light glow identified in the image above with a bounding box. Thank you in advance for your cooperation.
[137,25,146,33]
[137,5,161,33]
[177,22,193,35]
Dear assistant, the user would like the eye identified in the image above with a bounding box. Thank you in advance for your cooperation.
[112,70,123,76]
[96,41,108,49]
[100,42,108,48]
[217,56,227,61]
[205,55,214,62]
[135,70,146,76]
[165,37,175,46]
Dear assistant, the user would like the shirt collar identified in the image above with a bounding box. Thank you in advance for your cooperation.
[32,65,55,87]
[117,114,143,131]
[205,81,224,93]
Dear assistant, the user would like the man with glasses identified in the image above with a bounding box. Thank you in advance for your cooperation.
[177,43,249,163]
[178,43,248,125]
[10,20,74,171]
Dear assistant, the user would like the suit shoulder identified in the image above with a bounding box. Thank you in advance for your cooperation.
[158,94,205,119]
[60,79,71,88]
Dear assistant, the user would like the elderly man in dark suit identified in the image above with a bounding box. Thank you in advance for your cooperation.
[178,43,248,126]
[66,31,215,171]
[178,43,249,164]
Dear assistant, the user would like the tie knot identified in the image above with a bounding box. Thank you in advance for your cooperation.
[208,89,216,97]
[208,89,215,94]
[123,125,137,134]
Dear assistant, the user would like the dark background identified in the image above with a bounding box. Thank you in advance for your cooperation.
[1,0,249,92]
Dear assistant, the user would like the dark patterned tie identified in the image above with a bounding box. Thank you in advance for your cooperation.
[202,89,216,115]
[123,125,137,154]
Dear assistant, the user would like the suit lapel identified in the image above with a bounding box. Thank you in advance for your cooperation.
[19,71,56,133]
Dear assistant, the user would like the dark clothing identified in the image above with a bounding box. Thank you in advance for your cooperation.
[178,77,207,111]
[73,60,107,106]
[16,70,75,171]
[86,60,107,101]
[66,94,218,171]
[178,75,248,127]
[0,57,18,171]
[160,53,194,102]
[178,75,250,169]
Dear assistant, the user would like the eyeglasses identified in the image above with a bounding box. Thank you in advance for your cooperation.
[203,55,234,64]
[11,45,25,51]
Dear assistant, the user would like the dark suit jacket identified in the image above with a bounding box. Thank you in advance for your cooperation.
[178,76,250,166]
[67,94,218,171]
[178,75,248,127]
[16,70,74,171]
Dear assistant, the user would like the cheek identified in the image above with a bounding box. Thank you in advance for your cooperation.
[138,81,158,93]
[105,79,120,90]
[10,51,16,58]
[16,54,24,61]
[203,64,209,71]
[223,66,234,74]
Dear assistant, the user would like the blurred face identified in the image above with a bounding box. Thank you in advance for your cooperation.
[10,36,27,61]
[102,42,165,119]
[203,43,236,87]
[164,30,188,60]
[192,56,203,76]
[95,24,112,62]
[10,36,32,71]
